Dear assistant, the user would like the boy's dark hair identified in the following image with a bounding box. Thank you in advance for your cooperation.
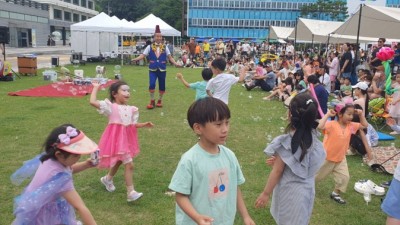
[40,124,79,162]
[201,68,213,81]
[344,77,351,81]
[211,58,226,71]
[288,92,319,162]
[187,97,230,129]
[109,81,128,102]
[307,75,320,84]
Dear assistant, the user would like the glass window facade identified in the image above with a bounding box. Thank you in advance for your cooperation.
[387,0,400,7]
[186,0,318,38]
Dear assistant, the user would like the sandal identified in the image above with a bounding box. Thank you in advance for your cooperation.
[330,193,346,204]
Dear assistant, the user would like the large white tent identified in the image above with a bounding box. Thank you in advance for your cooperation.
[287,17,385,44]
[71,12,123,59]
[70,12,181,60]
[268,26,294,40]
[334,5,400,40]
[133,14,181,36]
[289,18,343,43]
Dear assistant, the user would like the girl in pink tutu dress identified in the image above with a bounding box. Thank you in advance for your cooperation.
[90,80,154,202]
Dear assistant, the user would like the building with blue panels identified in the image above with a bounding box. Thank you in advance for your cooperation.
[183,0,400,39]
[184,0,321,39]
[387,0,400,7]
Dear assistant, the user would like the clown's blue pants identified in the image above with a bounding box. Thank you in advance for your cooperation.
[149,70,166,93]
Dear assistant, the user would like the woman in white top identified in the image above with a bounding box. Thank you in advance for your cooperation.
[352,81,369,117]
[326,51,340,91]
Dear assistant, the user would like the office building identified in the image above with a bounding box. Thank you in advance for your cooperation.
[183,0,400,39]
[0,0,97,47]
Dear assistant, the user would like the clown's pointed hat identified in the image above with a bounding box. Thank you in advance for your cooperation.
[155,25,161,34]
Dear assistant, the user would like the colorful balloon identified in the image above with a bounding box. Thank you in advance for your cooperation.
[376,47,396,95]
[376,47,394,61]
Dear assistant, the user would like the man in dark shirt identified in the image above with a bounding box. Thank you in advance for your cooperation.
[370,38,385,70]
[340,43,353,79]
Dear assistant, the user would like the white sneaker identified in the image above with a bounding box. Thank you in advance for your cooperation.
[390,131,399,135]
[354,179,385,196]
[127,191,143,202]
[100,176,115,192]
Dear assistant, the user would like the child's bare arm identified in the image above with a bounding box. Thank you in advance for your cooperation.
[318,109,336,130]
[135,122,154,128]
[237,187,255,225]
[71,158,95,174]
[62,190,97,225]
[89,81,101,109]
[176,193,214,225]
[176,73,191,88]
[206,89,213,97]
[356,109,368,129]
[255,154,285,208]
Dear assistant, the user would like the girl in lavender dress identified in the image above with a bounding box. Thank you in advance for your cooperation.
[11,124,98,225]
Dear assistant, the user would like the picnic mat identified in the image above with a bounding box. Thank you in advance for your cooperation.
[369,146,400,174]
[8,80,115,97]
[377,131,396,141]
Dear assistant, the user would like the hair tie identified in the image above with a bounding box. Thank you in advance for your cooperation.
[306,99,313,105]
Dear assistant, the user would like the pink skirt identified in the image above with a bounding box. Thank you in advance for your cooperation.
[98,124,139,168]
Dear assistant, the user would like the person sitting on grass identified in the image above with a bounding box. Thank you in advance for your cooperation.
[340,77,352,97]
[262,77,294,101]
[176,68,213,101]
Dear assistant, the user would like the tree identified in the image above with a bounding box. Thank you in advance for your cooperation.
[300,0,348,21]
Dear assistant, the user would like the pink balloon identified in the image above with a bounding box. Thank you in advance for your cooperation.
[377,47,395,61]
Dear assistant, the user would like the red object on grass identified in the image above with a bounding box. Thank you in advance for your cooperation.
[8,80,115,97]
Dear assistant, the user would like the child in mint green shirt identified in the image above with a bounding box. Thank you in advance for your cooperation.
[168,97,255,225]
[176,68,213,100]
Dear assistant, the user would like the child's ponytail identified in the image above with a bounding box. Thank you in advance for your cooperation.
[288,93,319,161]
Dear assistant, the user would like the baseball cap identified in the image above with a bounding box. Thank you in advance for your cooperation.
[265,63,272,67]
[352,82,368,91]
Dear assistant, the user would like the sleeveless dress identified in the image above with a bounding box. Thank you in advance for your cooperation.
[97,99,140,168]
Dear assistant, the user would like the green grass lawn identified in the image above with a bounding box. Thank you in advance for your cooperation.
[0,63,397,224]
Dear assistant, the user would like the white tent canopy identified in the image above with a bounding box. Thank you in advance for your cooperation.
[334,5,400,40]
[71,12,126,32]
[268,26,294,40]
[287,17,386,44]
[133,14,181,36]
[70,12,122,59]
[289,18,343,43]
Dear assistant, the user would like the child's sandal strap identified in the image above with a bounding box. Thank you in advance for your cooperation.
[330,193,346,204]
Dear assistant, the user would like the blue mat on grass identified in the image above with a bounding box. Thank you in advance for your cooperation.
[377,131,396,141]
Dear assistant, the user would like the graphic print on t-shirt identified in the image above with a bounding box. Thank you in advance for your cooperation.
[208,168,229,198]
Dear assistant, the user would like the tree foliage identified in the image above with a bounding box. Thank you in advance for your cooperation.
[300,0,348,21]
[95,0,182,32]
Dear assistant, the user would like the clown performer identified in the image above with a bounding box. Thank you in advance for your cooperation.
[131,25,181,109]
